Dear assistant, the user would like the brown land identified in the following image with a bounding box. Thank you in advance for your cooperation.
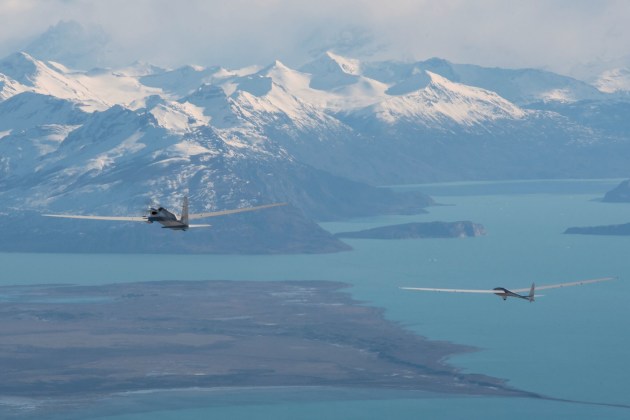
[0,280,532,399]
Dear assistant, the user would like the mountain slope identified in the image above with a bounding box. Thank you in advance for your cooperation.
[0,91,431,253]
[349,71,526,127]
[2,48,630,252]
[363,57,609,105]
[24,20,112,70]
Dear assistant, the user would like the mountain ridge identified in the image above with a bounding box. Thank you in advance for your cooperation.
[1,48,629,253]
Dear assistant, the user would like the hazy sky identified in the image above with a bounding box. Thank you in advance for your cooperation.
[0,0,628,75]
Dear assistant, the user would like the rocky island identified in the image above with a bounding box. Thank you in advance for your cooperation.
[565,180,630,236]
[0,280,530,404]
[336,221,486,239]
[565,222,630,236]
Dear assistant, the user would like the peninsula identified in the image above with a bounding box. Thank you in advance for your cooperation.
[0,280,528,401]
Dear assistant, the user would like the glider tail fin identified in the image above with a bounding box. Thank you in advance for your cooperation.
[180,196,189,226]
[528,283,535,302]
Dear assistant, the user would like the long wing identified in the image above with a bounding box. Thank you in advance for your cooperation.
[400,287,500,294]
[42,214,147,222]
[512,276,617,293]
[187,202,286,220]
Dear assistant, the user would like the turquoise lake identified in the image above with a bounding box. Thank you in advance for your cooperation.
[1,180,630,419]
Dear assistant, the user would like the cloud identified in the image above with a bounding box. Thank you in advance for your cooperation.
[0,0,628,76]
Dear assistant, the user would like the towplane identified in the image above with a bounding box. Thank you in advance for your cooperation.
[43,197,286,231]
[400,277,617,302]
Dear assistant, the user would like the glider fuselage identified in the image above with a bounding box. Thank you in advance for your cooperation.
[147,207,188,230]
[492,287,531,301]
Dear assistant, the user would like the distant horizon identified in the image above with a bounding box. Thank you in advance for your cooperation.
[0,1,629,80]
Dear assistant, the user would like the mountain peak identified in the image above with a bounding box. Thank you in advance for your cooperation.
[0,73,27,100]
[324,51,361,75]
[257,60,295,79]
[423,57,452,67]
[301,51,362,75]
[421,70,476,95]
[270,60,290,71]
[416,58,459,83]
[300,52,363,91]
[24,20,111,70]
[425,70,452,86]
[117,61,168,77]
[0,52,45,85]
[361,69,527,126]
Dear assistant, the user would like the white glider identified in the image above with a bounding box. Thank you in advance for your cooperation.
[400,277,617,302]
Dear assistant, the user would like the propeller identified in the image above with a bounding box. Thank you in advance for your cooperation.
[143,197,162,215]
[138,196,163,221]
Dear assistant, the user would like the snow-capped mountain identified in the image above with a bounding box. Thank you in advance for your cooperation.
[362,57,608,105]
[1,45,629,252]
[0,52,106,110]
[0,58,432,253]
[1,49,627,186]
[349,71,526,127]
[0,52,165,111]
[0,73,26,101]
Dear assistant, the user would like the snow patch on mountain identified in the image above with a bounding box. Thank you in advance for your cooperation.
[146,96,209,134]
[84,131,146,173]
[301,51,362,90]
[182,84,237,129]
[34,124,79,155]
[595,68,630,93]
[66,68,164,109]
[538,88,577,103]
[0,74,27,100]
[168,140,218,158]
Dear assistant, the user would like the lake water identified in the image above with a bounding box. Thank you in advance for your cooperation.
[2,179,630,419]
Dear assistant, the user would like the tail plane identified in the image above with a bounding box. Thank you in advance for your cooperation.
[180,196,189,225]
